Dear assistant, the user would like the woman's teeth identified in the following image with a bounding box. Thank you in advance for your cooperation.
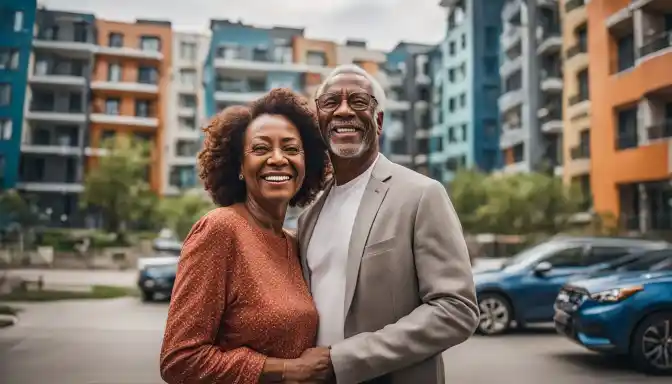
[262,175,291,182]
[335,128,358,133]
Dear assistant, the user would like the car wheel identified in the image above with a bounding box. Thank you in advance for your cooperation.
[477,293,512,336]
[141,290,154,302]
[630,311,672,375]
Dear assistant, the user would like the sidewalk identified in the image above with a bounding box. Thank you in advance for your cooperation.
[2,269,138,289]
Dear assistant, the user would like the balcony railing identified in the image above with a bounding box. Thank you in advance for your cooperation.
[30,103,84,114]
[639,30,672,58]
[569,93,589,106]
[565,0,585,13]
[615,132,638,150]
[647,120,672,141]
[566,44,587,59]
[570,143,590,159]
[215,81,266,93]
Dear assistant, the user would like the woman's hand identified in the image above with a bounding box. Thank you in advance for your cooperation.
[283,347,332,382]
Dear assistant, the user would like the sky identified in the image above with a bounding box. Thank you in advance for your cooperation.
[40,0,447,51]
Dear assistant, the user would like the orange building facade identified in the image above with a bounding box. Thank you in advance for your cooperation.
[90,19,172,193]
[589,0,672,232]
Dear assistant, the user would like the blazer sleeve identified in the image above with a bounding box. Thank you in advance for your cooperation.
[160,212,267,384]
[329,181,480,383]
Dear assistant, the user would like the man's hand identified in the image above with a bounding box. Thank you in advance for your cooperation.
[283,347,333,382]
[300,347,335,383]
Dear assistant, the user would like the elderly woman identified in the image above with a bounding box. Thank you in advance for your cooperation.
[160,89,330,383]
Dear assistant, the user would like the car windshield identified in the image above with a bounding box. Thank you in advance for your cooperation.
[501,241,568,270]
[616,250,672,272]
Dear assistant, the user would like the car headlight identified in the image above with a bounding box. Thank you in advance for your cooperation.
[590,285,643,303]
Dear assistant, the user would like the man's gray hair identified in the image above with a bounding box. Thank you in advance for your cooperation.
[315,64,387,113]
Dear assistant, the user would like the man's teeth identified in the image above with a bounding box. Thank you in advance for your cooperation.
[335,127,358,133]
[263,175,291,182]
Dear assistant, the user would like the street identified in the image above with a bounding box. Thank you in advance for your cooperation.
[1,297,668,384]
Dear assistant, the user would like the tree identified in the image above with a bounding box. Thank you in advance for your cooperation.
[0,189,41,252]
[159,190,215,240]
[81,137,159,240]
[449,169,584,236]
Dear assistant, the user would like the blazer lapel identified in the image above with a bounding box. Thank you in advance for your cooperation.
[343,155,392,316]
[299,181,333,286]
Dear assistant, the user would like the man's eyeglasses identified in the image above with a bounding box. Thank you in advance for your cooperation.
[315,92,378,113]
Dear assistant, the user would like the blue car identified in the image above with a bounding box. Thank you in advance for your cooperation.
[474,236,667,335]
[554,254,672,375]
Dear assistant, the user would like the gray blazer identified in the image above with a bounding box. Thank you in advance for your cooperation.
[298,154,479,384]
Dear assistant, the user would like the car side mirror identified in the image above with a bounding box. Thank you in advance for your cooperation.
[533,261,553,276]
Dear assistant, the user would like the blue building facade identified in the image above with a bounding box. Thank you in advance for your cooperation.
[0,0,36,190]
[203,20,304,121]
[430,0,505,183]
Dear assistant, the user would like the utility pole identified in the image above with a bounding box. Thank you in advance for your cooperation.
[403,53,418,171]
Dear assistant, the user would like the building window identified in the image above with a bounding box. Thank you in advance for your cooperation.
[449,41,456,55]
[179,117,196,131]
[170,166,196,188]
[485,27,497,50]
[459,93,466,108]
[1,119,11,140]
[578,69,589,101]
[513,143,524,162]
[108,33,124,47]
[135,100,151,117]
[138,66,158,84]
[0,49,19,70]
[273,45,293,63]
[13,11,24,32]
[306,51,327,66]
[180,42,197,60]
[217,45,239,60]
[180,69,196,87]
[616,106,638,150]
[73,22,88,43]
[449,98,455,112]
[461,34,466,49]
[176,140,199,157]
[179,94,196,108]
[576,24,588,52]
[105,98,120,115]
[484,119,498,137]
[107,63,122,82]
[484,57,497,75]
[616,34,635,72]
[460,124,467,141]
[448,68,455,83]
[0,83,10,106]
[140,36,161,52]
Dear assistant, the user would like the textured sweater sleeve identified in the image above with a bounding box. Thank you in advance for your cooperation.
[160,211,267,384]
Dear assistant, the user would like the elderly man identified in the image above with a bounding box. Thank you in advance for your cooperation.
[298,64,479,383]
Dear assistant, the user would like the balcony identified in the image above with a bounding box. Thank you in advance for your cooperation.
[569,144,590,176]
[91,80,159,94]
[565,43,588,65]
[540,112,563,134]
[30,64,88,87]
[95,46,163,61]
[638,30,672,60]
[33,37,96,56]
[16,182,84,193]
[501,26,522,52]
[647,120,672,141]
[214,80,267,104]
[498,88,524,112]
[570,143,591,160]
[21,143,81,156]
[500,55,523,78]
[90,113,159,128]
[502,0,522,22]
[387,99,411,111]
[499,126,527,149]
[25,105,86,124]
[565,0,586,14]
[214,55,331,75]
[567,94,591,120]
[540,70,563,92]
[537,29,563,55]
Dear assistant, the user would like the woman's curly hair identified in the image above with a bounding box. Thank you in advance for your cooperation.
[198,88,329,208]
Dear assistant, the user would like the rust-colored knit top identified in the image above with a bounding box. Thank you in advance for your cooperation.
[160,207,318,383]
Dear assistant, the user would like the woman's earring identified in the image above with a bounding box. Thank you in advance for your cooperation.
[238,173,244,180]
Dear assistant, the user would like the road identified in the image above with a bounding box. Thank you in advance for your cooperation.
[0,297,668,384]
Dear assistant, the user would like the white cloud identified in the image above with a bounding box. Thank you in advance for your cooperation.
[39,0,446,50]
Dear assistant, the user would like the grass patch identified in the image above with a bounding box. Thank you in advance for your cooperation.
[0,285,139,302]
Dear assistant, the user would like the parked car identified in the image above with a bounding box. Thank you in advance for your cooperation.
[138,260,178,302]
[568,247,672,281]
[474,236,668,335]
[554,253,672,375]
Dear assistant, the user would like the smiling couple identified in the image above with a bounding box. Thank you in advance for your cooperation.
[159,64,479,384]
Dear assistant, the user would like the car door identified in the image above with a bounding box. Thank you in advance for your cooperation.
[521,245,587,321]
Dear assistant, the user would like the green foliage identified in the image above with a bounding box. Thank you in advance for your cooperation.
[37,229,128,251]
[448,169,585,236]
[159,191,215,240]
[0,190,41,231]
[80,137,160,237]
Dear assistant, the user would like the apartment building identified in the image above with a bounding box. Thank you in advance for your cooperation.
[590,0,672,232]
[90,19,172,196]
[0,0,36,190]
[20,8,96,226]
[203,19,335,122]
[430,0,504,184]
[499,0,564,175]
[164,30,209,195]
[381,41,433,173]
[561,0,591,212]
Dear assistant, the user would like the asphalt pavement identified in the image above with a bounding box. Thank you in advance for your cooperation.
[1,297,668,384]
